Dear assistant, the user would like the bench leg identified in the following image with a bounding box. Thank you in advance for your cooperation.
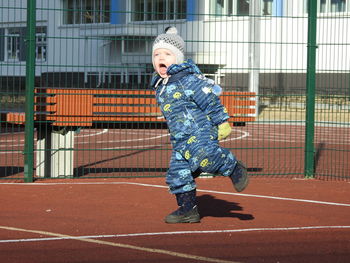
[36,128,75,178]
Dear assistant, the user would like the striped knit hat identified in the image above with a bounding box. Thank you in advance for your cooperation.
[152,27,185,65]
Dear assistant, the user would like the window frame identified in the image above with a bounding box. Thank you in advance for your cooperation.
[130,0,186,22]
[209,0,274,18]
[4,27,47,63]
[6,28,20,62]
[262,0,273,16]
[305,0,350,13]
[63,0,110,25]
[122,36,153,54]
[35,27,47,62]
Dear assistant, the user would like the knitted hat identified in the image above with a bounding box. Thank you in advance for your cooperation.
[152,27,185,65]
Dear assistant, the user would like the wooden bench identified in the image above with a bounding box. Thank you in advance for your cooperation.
[2,88,256,178]
[4,88,256,126]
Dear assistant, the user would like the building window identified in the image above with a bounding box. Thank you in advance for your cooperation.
[321,0,348,12]
[63,0,110,24]
[4,27,47,62]
[36,27,47,62]
[213,0,234,16]
[131,0,186,21]
[211,0,274,17]
[237,0,250,16]
[123,36,153,53]
[262,0,273,15]
[306,0,349,13]
[7,28,20,61]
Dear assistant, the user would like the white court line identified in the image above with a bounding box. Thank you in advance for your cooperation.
[248,138,297,143]
[1,225,349,244]
[0,128,248,152]
[105,130,168,135]
[2,181,350,207]
[0,150,23,154]
[98,129,248,147]
[0,128,133,143]
[0,129,109,142]
[0,139,24,143]
[97,133,169,143]
[76,129,108,138]
[103,144,166,150]
[247,137,350,145]
[0,144,24,147]
[221,129,249,142]
[0,225,239,263]
[123,182,350,207]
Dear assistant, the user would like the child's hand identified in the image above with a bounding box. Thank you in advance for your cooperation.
[218,122,232,141]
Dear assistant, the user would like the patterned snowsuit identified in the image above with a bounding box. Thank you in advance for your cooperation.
[151,60,238,194]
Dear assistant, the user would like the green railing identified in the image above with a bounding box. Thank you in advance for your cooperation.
[0,0,349,182]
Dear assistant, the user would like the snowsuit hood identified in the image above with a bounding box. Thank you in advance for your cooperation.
[151,59,202,87]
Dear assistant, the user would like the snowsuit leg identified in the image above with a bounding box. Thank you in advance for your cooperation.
[179,130,237,177]
[166,150,197,194]
[166,129,237,194]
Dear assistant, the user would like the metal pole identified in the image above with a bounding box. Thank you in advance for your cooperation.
[304,0,318,178]
[24,0,36,182]
[248,0,261,116]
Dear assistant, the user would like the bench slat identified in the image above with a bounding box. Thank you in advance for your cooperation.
[93,97,157,105]
[93,106,160,114]
[223,100,256,107]
[229,108,256,115]
[5,112,26,125]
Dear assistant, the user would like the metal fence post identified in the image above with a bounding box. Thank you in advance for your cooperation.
[23,0,36,182]
[248,0,261,117]
[304,0,318,178]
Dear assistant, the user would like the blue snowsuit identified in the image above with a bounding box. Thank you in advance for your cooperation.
[151,60,238,194]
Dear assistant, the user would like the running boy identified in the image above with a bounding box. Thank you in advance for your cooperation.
[151,27,249,224]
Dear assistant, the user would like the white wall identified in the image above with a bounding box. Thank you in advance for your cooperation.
[0,0,349,78]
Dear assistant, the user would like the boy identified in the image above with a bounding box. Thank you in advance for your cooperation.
[151,27,249,224]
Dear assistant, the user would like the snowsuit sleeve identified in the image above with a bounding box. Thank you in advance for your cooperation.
[185,75,229,126]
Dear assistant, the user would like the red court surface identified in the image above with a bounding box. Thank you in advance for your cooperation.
[1,123,350,180]
[1,177,349,263]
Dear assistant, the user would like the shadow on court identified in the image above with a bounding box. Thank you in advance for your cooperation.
[73,145,169,177]
[198,194,255,220]
[314,142,325,174]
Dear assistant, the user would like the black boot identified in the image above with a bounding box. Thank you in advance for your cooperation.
[229,160,249,192]
[165,189,200,224]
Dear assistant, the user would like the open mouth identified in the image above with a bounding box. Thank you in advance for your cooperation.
[158,63,167,75]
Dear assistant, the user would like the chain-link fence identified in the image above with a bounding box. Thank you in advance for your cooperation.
[0,0,349,182]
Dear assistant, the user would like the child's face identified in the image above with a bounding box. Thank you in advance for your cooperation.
[153,48,177,78]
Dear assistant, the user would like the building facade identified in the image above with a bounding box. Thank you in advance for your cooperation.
[0,0,349,94]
